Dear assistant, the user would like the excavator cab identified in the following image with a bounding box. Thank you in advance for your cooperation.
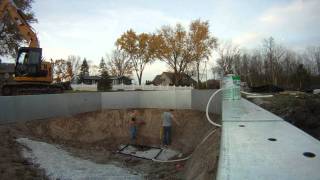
[15,47,45,77]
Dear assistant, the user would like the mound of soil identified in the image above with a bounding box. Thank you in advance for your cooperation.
[185,129,221,180]
[0,109,221,180]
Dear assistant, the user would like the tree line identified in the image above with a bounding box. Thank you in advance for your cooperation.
[213,37,320,90]
[114,19,217,86]
[1,0,319,90]
[51,19,217,88]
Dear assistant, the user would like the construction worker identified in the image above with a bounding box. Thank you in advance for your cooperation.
[162,109,180,146]
[129,110,138,144]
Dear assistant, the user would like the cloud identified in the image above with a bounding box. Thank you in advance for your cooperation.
[232,32,262,47]
[34,6,187,62]
[40,46,75,60]
[258,0,320,36]
[229,0,320,50]
[141,61,169,83]
[33,4,189,83]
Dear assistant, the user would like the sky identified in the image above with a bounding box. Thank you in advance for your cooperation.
[6,0,320,84]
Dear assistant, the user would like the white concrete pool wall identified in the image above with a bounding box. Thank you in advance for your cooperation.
[1,90,320,180]
[0,90,221,124]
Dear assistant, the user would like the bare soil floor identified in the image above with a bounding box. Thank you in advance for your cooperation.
[0,109,221,180]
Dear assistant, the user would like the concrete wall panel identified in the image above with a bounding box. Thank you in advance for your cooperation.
[174,90,192,109]
[0,93,101,124]
[101,91,139,109]
[191,89,222,114]
[0,90,221,124]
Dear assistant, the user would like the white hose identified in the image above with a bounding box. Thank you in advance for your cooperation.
[241,91,258,96]
[206,89,223,127]
[246,95,273,98]
[152,89,222,162]
[152,129,218,162]
[241,91,273,98]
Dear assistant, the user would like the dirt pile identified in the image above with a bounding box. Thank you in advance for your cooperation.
[185,129,221,180]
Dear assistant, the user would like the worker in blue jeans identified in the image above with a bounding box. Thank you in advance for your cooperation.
[129,110,139,144]
[162,109,180,146]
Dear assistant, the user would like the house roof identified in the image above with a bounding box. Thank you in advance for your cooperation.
[152,75,162,84]
[162,72,175,80]
[163,72,196,82]
[152,72,196,85]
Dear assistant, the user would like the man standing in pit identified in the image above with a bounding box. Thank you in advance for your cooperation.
[129,110,138,144]
[129,110,145,144]
[162,109,180,146]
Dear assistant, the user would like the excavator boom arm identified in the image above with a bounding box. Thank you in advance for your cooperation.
[0,0,39,48]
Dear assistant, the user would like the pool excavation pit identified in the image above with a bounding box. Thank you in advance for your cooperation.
[0,108,221,180]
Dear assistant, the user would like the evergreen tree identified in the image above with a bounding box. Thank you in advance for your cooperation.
[97,69,112,91]
[78,58,89,84]
[99,57,107,74]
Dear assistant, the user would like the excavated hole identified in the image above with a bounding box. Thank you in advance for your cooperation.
[10,109,221,180]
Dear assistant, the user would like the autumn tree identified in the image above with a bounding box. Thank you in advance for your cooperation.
[0,0,37,57]
[116,30,155,85]
[153,20,217,86]
[188,20,217,87]
[154,24,189,85]
[107,49,133,77]
[78,58,89,84]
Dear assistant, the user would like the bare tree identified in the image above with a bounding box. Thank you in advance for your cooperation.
[216,42,241,74]
[67,55,81,81]
[305,46,320,75]
[262,37,285,85]
[107,49,133,77]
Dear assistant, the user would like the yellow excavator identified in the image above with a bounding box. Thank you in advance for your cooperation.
[0,0,63,95]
